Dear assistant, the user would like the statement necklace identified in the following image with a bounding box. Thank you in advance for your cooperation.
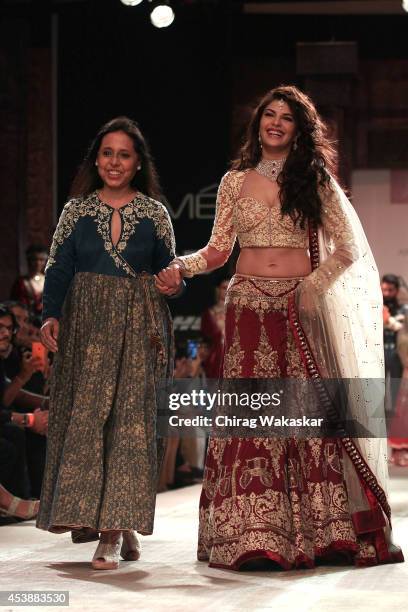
[255,157,287,182]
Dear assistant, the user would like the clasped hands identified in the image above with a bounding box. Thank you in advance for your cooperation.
[41,264,184,353]
[154,263,183,296]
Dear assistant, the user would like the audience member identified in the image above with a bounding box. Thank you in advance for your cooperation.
[200,278,229,378]
[10,244,48,326]
[0,304,48,501]
[158,343,192,491]
[389,307,408,466]
[3,300,49,396]
[3,301,41,348]
[382,274,408,414]
[179,338,209,477]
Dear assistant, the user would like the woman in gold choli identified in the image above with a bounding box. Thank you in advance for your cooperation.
[157,86,403,570]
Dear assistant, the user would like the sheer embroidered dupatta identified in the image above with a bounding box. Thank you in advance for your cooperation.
[175,169,399,555]
[295,178,394,542]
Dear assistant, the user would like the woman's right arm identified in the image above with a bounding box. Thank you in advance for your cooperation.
[168,172,237,278]
[42,202,77,323]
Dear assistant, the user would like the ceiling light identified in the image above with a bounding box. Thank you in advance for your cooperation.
[120,0,143,7]
[150,3,175,28]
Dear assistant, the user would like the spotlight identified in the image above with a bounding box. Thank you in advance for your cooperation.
[150,2,175,28]
[120,0,143,6]
[403,0,408,12]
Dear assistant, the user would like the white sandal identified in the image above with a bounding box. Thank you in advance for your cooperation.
[91,533,123,570]
[121,530,141,561]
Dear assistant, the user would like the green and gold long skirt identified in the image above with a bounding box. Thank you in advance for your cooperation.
[36,272,173,535]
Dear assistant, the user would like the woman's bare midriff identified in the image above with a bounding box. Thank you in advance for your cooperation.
[236,247,311,278]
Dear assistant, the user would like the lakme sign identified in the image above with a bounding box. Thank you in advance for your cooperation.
[166,183,218,220]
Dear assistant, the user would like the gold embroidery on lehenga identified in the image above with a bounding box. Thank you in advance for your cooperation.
[201,474,358,568]
[198,275,367,570]
[226,277,298,312]
[229,439,243,499]
[239,457,274,489]
[206,464,357,550]
[354,541,377,563]
[208,438,229,464]
[202,466,216,500]
[330,481,349,515]
[223,325,244,378]
[324,442,343,475]
[253,325,280,377]
[288,458,304,491]
[253,438,285,480]
[286,320,308,379]
[308,438,323,467]
[218,466,232,497]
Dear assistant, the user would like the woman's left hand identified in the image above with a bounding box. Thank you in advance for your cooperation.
[155,278,181,296]
[295,279,316,317]
[155,264,183,295]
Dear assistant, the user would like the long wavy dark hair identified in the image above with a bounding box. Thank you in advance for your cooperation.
[70,116,162,200]
[232,85,337,227]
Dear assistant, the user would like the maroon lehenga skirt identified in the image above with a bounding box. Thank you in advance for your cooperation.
[197,275,403,570]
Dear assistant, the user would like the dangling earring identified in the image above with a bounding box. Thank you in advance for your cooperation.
[137,165,141,171]
[95,161,98,166]
[293,136,299,151]
[258,132,263,150]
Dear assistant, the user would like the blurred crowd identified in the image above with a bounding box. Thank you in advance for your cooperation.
[157,278,229,491]
[0,245,49,523]
[382,274,408,466]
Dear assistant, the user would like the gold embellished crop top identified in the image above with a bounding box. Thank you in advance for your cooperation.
[234,200,309,248]
[208,169,308,250]
[174,168,358,293]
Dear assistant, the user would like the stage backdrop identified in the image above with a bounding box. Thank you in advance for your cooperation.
[352,169,408,281]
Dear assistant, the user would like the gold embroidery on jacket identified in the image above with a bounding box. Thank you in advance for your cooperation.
[46,193,175,272]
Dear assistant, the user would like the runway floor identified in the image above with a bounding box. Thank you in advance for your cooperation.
[1,467,408,612]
